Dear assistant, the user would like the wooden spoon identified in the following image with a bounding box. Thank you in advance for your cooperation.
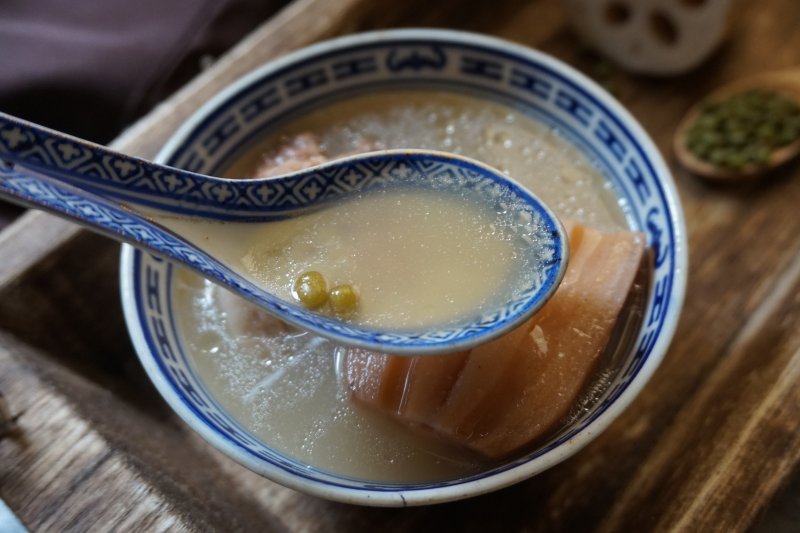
[674,69,800,180]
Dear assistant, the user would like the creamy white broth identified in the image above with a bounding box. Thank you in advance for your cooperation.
[173,91,632,482]
[162,185,543,329]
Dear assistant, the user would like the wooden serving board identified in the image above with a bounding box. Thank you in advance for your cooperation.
[2,0,800,531]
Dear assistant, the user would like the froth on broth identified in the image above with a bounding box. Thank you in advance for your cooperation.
[172,91,644,482]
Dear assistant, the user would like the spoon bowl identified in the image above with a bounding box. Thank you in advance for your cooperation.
[674,69,800,180]
[0,112,568,355]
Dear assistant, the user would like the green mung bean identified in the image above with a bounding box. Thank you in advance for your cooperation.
[686,89,800,169]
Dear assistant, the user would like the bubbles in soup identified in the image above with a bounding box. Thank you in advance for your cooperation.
[173,91,640,482]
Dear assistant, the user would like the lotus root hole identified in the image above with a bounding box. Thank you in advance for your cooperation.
[650,11,679,45]
[604,2,631,25]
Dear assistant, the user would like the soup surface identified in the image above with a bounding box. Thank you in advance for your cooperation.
[173,91,634,482]
[163,184,548,330]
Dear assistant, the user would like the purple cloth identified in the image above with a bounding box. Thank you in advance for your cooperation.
[0,0,287,142]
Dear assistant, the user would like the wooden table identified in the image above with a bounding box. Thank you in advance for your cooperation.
[1,0,799,530]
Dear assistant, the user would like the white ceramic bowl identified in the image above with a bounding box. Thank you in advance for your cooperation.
[120,29,687,506]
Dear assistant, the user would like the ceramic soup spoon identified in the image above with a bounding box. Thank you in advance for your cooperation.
[0,112,567,355]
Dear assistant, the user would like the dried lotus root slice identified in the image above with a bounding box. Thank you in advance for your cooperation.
[566,0,732,75]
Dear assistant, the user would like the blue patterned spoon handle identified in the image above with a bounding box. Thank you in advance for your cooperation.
[0,162,227,283]
[0,112,220,213]
[0,112,368,219]
[0,161,281,315]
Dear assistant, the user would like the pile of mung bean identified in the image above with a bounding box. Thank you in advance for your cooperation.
[686,89,800,170]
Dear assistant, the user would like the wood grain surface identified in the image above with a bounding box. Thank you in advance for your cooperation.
[1,0,799,531]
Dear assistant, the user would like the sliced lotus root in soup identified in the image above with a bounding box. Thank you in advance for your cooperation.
[344,222,648,460]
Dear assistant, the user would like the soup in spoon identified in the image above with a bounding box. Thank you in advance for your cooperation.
[163,178,556,330]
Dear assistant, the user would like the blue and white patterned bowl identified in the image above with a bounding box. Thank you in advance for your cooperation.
[120,29,687,506]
